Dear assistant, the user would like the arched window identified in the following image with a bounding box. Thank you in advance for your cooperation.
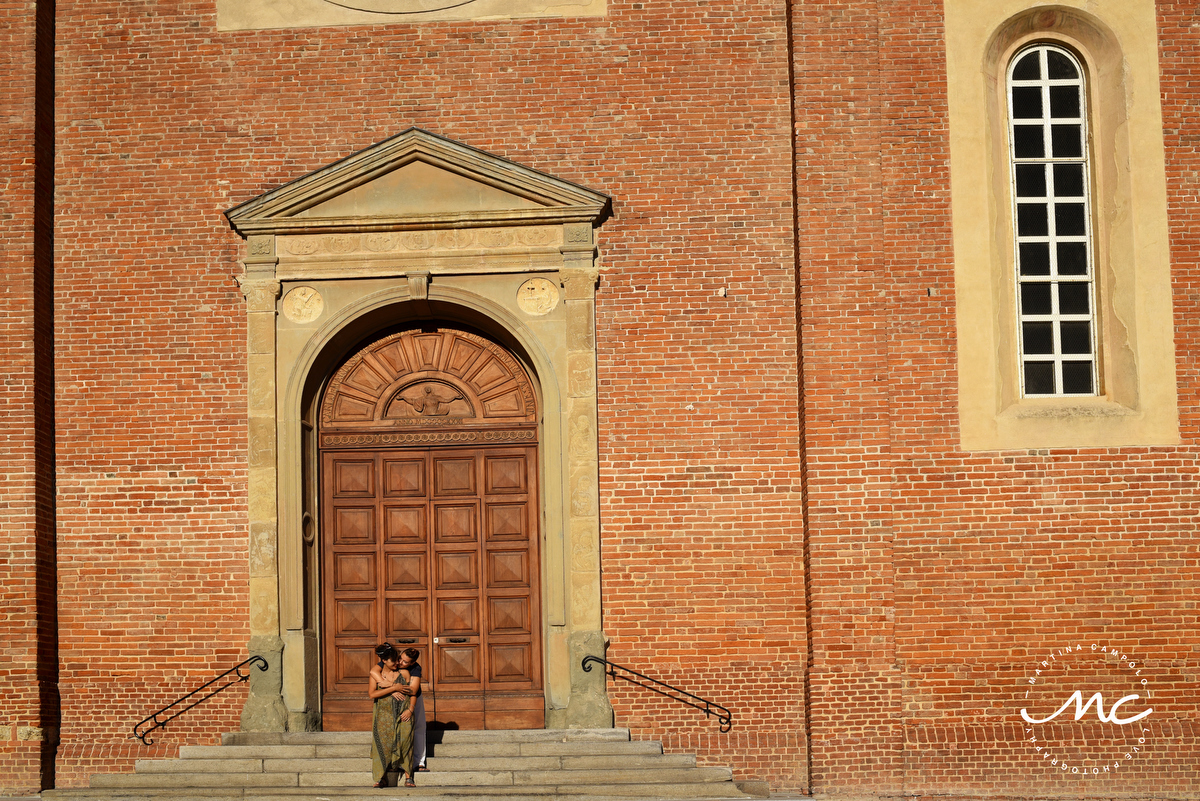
[1008,44,1097,396]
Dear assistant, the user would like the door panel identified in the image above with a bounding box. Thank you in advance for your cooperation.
[485,455,527,492]
[438,646,481,683]
[336,645,376,687]
[321,446,542,731]
[438,598,478,634]
[489,550,529,585]
[435,551,477,587]
[384,553,425,589]
[434,503,478,541]
[487,503,527,539]
[334,600,375,637]
[384,459,425,496]
[333,459,375,495]
[383,505,425,542]
[488,597,530,635]
[332,507,375,544]
[434,457,476,495]
[489,644,532,682]
[333,553,376,591]
[386,599,426,637]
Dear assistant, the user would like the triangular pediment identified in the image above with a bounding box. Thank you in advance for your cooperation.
[225,128,611,236]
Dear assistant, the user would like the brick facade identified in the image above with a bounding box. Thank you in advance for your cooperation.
[0,0,1196,796]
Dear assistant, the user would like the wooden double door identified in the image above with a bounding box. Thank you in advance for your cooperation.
[320,445,544,730]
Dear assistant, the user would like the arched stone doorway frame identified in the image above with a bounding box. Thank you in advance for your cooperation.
[225,129,613,731]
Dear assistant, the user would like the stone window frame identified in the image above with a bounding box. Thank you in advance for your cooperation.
[947,1,1179,450]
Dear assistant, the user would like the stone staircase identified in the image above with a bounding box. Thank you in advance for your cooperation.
[42,728,756,801]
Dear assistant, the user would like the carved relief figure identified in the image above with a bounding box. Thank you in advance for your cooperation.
[389,382,469,418]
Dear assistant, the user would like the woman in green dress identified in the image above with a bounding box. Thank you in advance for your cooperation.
[368,643,415,787]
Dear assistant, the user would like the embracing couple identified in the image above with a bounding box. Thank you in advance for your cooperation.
[368,643,428,788]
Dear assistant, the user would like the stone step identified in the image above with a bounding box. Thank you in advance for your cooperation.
[222,731,372,746]
[179,744,371,760]
[177,742,661,762]
[92,773,300,789]
[178,743,663,761]
[429,729,633,744]
[135,759,265,774]
[67,728,748,801]
[135,758,373,774]
[422,767,732,786]
[91,766,732,789]
[46,787,748,801]
[424,754,696,771]
[219,729,630,747]
[180,746,320,760]
[433,740,664,758]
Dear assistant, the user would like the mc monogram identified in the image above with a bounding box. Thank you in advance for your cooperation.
[1021,690,1153,726]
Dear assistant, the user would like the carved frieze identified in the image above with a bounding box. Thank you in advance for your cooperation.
[320,428,536,449]
[279,226,561,260]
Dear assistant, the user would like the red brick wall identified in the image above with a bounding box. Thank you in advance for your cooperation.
[585,0,808,792]
[52,0,253,784]
[25,0,1200,794]
[793,0,1200,795]
[47,0,807,788]
[0,0,42,786]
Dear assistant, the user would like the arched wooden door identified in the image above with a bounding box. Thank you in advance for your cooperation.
[318,326,543,731]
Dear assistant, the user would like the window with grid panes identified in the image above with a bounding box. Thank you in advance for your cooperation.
[1008,44,1098,396]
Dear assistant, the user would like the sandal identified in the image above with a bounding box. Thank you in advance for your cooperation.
[417,765,429,772]
[404,777,416,787]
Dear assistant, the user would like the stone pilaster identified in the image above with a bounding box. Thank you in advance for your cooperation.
[237,236,288,731]
[559,224,612,728]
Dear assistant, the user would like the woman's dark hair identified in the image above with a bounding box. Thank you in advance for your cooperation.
[375,642,399,662]
[402,648,420,662]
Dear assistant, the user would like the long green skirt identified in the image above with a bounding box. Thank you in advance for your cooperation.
[371,693,414,784]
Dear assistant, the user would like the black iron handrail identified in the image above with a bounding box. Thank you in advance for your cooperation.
[132,656,268,745]
[581,655,732,732]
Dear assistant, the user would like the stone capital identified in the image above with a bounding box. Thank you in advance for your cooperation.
[560,268,599,302]
[238,275,282,312]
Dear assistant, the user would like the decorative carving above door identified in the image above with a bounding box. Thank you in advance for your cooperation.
[322,328,538,446]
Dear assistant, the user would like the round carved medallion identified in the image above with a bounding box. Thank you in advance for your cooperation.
[282,286,324,323]
[517,278,560,316]
[321,0,479,13]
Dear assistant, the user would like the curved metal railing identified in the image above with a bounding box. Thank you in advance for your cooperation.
[582,655,732,732]
[132,655,268,745]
